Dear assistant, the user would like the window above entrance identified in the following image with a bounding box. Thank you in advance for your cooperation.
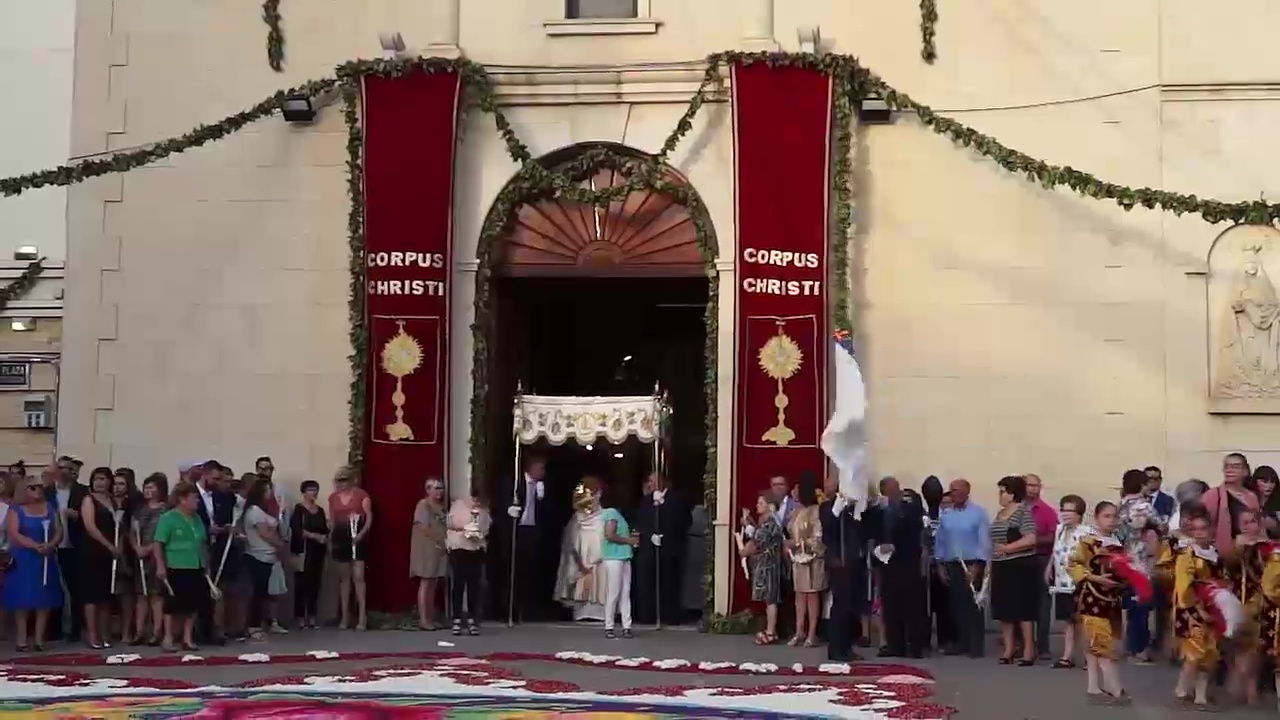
[494,146,706,277]
[545,0,660,36]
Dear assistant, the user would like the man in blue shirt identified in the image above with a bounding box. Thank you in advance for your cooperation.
[933,478,990,658]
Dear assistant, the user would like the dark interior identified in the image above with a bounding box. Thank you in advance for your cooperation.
[484,275,708,619]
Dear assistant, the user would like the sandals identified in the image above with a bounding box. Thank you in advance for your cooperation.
[467,622,480,636]
[451,621,462,636]
[753,631,778,646]
[1016,658,1036,667]
[605,629,616,639]
[997,656,1012,665]
[14,643,27,653]
[1052,659,1075,669]
[787,635,804,647]
[182,641,200,652]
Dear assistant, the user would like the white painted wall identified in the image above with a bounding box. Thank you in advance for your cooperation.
[0,0,74,268]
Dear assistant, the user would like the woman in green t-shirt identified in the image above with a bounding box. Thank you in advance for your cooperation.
[153,482,208,652]
[600,488,640,639]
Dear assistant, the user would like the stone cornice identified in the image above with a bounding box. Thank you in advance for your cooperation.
[486,63,729,106]
[1161,82,1280,102]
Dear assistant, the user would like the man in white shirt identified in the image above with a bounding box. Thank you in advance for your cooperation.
[507,455,547,622]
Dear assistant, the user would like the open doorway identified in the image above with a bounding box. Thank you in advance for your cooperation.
[485,276,708,621]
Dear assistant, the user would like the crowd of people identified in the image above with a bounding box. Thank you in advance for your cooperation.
[0,456,379,652]
[765,453,1280,710]
[8,448,1280,709]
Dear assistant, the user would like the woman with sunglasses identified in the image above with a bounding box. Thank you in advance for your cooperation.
[410,477,448,630]
[3,475,63,651]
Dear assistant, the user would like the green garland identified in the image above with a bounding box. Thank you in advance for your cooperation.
[9,48,1280,628]
[0,259,47,314]
[920,0,938,64]
[0,77,335,198]
[342,82,365,468]
[263,0,285,72]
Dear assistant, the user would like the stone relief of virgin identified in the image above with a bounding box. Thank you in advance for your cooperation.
[1213,242,1280,399]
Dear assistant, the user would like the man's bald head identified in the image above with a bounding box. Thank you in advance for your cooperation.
[949,478,971,506]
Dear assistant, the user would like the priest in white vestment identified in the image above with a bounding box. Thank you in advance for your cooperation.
[555,476,607,621]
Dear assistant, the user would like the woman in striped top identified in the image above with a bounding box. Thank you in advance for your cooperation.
[989,475,1040,665]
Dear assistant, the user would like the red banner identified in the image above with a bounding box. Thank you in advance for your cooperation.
[730,63,832,611]
[361,70,461,610]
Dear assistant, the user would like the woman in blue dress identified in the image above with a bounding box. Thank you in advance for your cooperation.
[4,477,63,651]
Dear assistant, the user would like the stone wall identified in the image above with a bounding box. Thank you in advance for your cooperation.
[58,0,1280,569]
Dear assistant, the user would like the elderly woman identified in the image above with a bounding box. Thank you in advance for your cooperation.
[989,475,1039,665]
[410,477,448,630]
[4,475,63,651]
[737,490,785,645]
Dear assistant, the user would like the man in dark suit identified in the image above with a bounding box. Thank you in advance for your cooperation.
[45,459,86,641]
[633,473,687,625]
[821,475,866,662]
[870,476,927,658]
[507,455,548,622]
[192,460,237,644]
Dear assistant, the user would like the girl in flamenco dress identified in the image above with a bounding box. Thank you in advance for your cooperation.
[1173,509,1227,708]
[1066,501,1129,705]
[1259,534,1280,713]
[1226,509,1267,707]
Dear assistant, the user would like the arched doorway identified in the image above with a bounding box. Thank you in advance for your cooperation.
[481,142,715,623]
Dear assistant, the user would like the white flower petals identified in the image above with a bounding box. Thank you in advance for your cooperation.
[237,653,270,663]
[105,654,141,665]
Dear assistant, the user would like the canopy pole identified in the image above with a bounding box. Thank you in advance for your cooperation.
[508,383,523,628]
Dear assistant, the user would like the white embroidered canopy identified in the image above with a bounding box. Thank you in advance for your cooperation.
[512,394,667,446]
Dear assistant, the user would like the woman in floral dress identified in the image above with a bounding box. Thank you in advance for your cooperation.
[737,490,784,645]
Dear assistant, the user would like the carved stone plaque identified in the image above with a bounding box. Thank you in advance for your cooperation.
[1208,224,1280,413]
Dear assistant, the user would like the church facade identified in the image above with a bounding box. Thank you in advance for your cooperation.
[53,0,1280,614]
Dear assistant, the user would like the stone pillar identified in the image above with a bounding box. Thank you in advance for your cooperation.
[740,0,778,52]
[713,259,736,615]
[425,0,461,57]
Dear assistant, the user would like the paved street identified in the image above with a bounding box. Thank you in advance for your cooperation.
[0,625,1266,718]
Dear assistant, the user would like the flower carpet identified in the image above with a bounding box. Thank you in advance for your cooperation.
[0,650,953,719]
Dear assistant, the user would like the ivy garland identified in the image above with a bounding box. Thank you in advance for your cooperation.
[262,0,285,72]
[0,78,335,198]
[920,0,938,64]
[0,259,47,315]
[8,49,1280,629]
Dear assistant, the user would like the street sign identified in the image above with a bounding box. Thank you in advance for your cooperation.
[0,362,30,389]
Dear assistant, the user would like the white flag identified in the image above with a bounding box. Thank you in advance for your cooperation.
[821,338,869,517]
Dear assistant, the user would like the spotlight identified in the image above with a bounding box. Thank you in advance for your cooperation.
[13,246,38,261]
[281,93,316,123]
[857,97,893,125]
[10,318,34,332]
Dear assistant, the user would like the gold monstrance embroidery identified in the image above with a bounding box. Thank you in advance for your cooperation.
[758,322,803,446]
[380,320,424,442]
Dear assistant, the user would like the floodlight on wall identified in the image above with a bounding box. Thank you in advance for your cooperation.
[379,31,408,60]
[857,97,893,125]
[798,26,822,55]
[13,246,38,261]
[10,318,34,332]
[281,93,316,123]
